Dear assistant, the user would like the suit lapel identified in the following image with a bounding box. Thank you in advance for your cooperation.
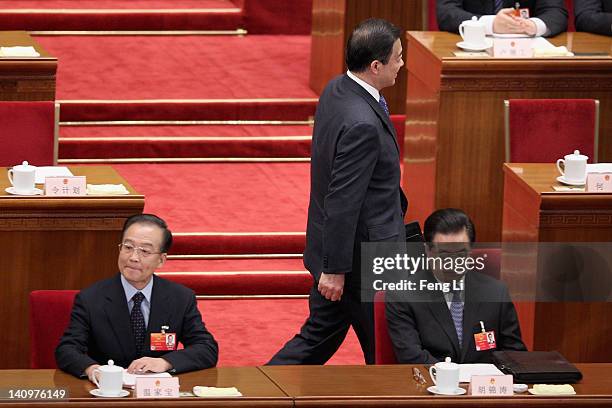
[103,275,136,360]
[343,75,400,155]
[146,276,172,353]
[460,274,482,362]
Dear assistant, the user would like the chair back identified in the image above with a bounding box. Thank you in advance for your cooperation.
[504,99,599,163]
[374,291,397,364]
[565,0,575,32]
[0,101,58,167]
[30,290,78,368]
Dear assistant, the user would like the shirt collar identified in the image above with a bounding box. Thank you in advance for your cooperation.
[347,70,380,102]
[121,274,154,304]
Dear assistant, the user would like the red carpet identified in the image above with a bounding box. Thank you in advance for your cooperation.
[113,163,309,232]
[36,35,315,101]
[60,125,313,137]
[160,258,305,272]
[0,0,237,8]
[170,232,305,256]
[198,299,364,366]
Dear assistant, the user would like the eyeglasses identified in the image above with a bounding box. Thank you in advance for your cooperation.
[118,243,162,258]
[413,367,427,385]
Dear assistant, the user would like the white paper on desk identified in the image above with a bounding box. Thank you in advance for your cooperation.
[587,163,612,173]
[459,364,504,382]
[0,46,40,57]
[35,166,73,184]
[531,37,555,49]
[123,370,172,389]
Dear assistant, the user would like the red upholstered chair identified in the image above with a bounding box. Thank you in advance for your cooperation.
[0,101,59,167]
[504,99,599,163]
[428,0,438,30]
[374,290,397,364]
[30,290,78,369]
[565,0,575,32]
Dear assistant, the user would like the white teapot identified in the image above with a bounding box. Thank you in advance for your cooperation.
[557,150,588,184]
[429,357,460,393]
[459,16,487,47]
[7,161,36,194]
[92,360,124,396]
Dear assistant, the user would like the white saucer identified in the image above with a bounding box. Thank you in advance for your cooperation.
[456,39,493,51]
[5,187,43,196]
[89,389,130,398]
[427,386,466,395]
[556,176,585,186]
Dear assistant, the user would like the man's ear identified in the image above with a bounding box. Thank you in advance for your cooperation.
[369,60,381,75]
[158,253,167,268]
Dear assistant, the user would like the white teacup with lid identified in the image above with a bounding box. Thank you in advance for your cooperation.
[459,17,487,48]
[429,357,460,393]
[92,360,123,396]
[7,161,36,194]
[556,150,588,184]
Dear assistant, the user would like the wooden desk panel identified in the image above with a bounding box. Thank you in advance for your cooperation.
[0,31,56,101]
[260,364,612,407]
[502,163,612,362]
[309,0,426,114]
[0,368,290,407]
[404,31,612,242]
[0,166,143,369]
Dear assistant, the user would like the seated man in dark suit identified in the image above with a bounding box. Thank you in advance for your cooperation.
[437,0,568,37]
[575,0,612,36]
[56,214,218,381]
[385,208,526,364]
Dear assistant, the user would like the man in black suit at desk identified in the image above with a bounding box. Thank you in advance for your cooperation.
[56,214,218,381]
[437,0,568,37]
[268,18,407,365]
[386,208,526,364]
[575,0,612,36]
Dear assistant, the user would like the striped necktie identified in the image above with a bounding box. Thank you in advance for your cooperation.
[450,291,464,348]
[378,94,390,116]
[131,292,146,356]
[494,0,504,13]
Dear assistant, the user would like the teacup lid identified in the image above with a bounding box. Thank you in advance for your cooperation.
[436,356,458,369]
[13,161,36,171]
[99,359,123,373]
[565,150,589,161]
[462,16,483,27]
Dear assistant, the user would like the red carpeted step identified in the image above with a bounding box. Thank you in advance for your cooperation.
[113,162,309,233]
[35,35,314,101]
[169,233,305,256]
[59,125,313,160]
[198,299,364,366]
[159,258,305,272]
[0,0,242,31]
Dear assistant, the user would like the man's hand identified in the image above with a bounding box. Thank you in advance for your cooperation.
[493,8,523,33]
[85,364,100,383]
[127,357,172,374]
[519,19,537,36]
[318,273,345,301]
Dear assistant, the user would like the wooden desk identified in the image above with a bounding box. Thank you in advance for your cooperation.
[403,31,612,241]
[260,364,612,407]
[502,163,612,362]
[0,166,143,368]
[0,368,291,407]
[0,31,56,100]
[309,0,426,114]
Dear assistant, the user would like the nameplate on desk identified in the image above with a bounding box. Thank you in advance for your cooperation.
[470,375,513,396]
[587,173,612,192]
[135,377,179,398]
[44,176,86,196]
[492,38,533,58]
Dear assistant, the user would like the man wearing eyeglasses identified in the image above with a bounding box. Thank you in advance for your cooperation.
[385,208,526,364]
[56,214,218,380]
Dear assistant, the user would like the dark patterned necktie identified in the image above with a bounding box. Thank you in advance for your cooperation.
[450,291,464,348]
[494,0,504,13]
[379,94,390,116]
[131,292,146,356]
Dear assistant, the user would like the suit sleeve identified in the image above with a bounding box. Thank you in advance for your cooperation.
[575,0,612,35]
[497,287,528,351]
[322,121,380,274]
[534,0,568,36]
[437,0,480,33]
[55,293,98,377]
[385,294,439,364]
[160,293,218,373]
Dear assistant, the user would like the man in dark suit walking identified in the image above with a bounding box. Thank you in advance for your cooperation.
[386,209,526,364]
[56,214,218,380]
[268,18,407,365]
[437,0,568,37]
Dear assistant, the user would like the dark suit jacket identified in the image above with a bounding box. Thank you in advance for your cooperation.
[575,0,612,35]
[437,0,568,36]
[304,73,407,284]
[386,271,526,364]
[56,274,218,377]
